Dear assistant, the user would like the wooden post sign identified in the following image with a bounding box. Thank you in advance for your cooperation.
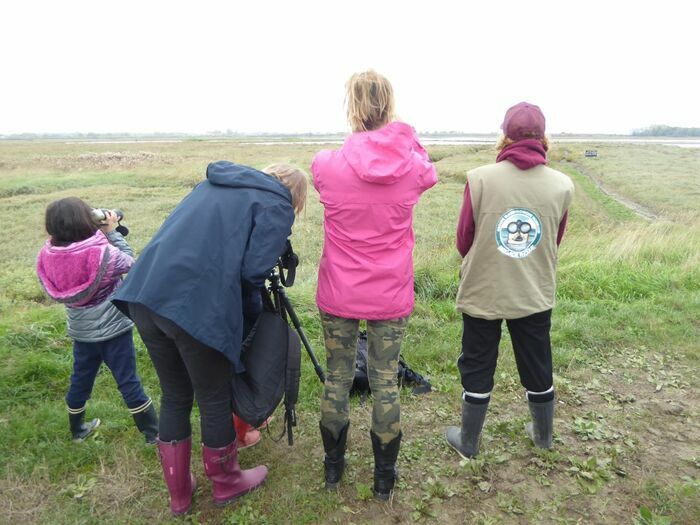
[585,149,598,158]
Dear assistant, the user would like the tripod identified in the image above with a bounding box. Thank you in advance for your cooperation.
[266,266,326,383]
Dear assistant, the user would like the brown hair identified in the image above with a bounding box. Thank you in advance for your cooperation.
[345,70,395,132]
[45,197,97,246]
[262,164,308,214]
[496,135,550,152]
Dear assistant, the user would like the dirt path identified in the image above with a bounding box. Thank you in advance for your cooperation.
[572,162,661,221]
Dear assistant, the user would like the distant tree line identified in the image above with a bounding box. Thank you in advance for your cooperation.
[632,125,700,137]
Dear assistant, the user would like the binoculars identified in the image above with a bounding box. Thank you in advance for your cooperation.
[92,208,129,236]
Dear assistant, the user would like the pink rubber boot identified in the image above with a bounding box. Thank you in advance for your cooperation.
[202,440,268,505]
[233,414,261,450]
[156,436,197,515]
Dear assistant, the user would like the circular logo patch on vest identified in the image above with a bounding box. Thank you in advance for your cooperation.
[495,208,542,259]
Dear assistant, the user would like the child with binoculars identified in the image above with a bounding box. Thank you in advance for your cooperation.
[36,197,157,443]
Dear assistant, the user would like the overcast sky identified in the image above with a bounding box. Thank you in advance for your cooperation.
[1,0,698,135]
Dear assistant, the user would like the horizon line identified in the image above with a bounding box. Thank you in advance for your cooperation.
[2,130,691,139]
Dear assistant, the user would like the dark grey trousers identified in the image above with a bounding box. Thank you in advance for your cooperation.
[129,303,235,447]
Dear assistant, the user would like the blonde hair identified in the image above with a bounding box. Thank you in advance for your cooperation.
[262,164,308,214]
[346,70,395,132]
[496,135,550,152]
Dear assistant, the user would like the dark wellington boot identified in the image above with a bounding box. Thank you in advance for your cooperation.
[132,403,158,444]
[319,421,350,489]
[370,430,402,501]
[525,399,554,449]
[445,399,489,459]
[69,411,100,443]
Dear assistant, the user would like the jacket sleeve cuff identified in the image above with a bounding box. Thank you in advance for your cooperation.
[105,231,124,242]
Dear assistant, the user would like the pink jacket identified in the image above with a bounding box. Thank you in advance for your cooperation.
[37,230,133,308]
[312,121,438,320]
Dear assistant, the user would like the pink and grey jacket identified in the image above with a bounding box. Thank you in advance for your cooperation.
[36,230,134,342]
[311,121,438,320]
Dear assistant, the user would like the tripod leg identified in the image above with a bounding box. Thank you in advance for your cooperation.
[279,291,326,383]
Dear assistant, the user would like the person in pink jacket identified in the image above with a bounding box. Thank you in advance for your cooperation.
[311,70,437,500]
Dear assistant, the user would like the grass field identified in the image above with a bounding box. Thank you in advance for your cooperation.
[0,139,698,524]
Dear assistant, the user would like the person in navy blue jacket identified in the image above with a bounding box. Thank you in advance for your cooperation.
[113,161,307,515]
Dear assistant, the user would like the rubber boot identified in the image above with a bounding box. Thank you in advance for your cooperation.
[445,399,489,459]
[69,411,100,442]
[370,431,402,501]
[132,404,159,444]
[202,440,268,505]
[156,436,197,516]
[233,414,261,450]
[319,421,349,489]
[525,399,554,449]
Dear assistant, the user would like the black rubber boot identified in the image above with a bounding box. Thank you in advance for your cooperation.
[132,403,159,444]
[319,421,349,489]
[445,399,489,459]
[525,399,554,449]
[370,431,402,501]
[69,412,100,442]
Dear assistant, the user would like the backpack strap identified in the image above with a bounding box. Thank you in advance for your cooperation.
[283,328,301,444]
[267,326,301,446]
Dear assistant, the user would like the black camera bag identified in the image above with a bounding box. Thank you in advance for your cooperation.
[231,293,301,436]
[350,330,432,396]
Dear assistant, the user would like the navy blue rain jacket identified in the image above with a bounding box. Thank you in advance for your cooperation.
[113,161,295,372]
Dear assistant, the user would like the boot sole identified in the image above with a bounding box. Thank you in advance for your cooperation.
[374,490,391,501]
[213,479,266,506]
[444,428,476,460]
[374,470,399,501]
[236,435,262,450]
[448,445,471,461]
[171,506,192,517]
[72,418,101,443]
[257,416,272,430]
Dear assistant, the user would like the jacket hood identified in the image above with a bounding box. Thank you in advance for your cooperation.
[206,161,292,202]
[341,121,431,184]
[36,231,110,304]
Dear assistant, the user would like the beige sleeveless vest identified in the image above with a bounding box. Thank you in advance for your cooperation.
[456,161,574,320]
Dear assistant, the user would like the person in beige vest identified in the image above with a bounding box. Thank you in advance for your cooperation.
[446,102,574,459]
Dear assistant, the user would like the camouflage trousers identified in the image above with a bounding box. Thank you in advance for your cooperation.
[319,310,408,445]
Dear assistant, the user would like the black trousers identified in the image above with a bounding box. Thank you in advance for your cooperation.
[457,309,553,395]
[129,303,235,447]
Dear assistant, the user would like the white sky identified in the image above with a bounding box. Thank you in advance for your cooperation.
[1,0,698,135]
